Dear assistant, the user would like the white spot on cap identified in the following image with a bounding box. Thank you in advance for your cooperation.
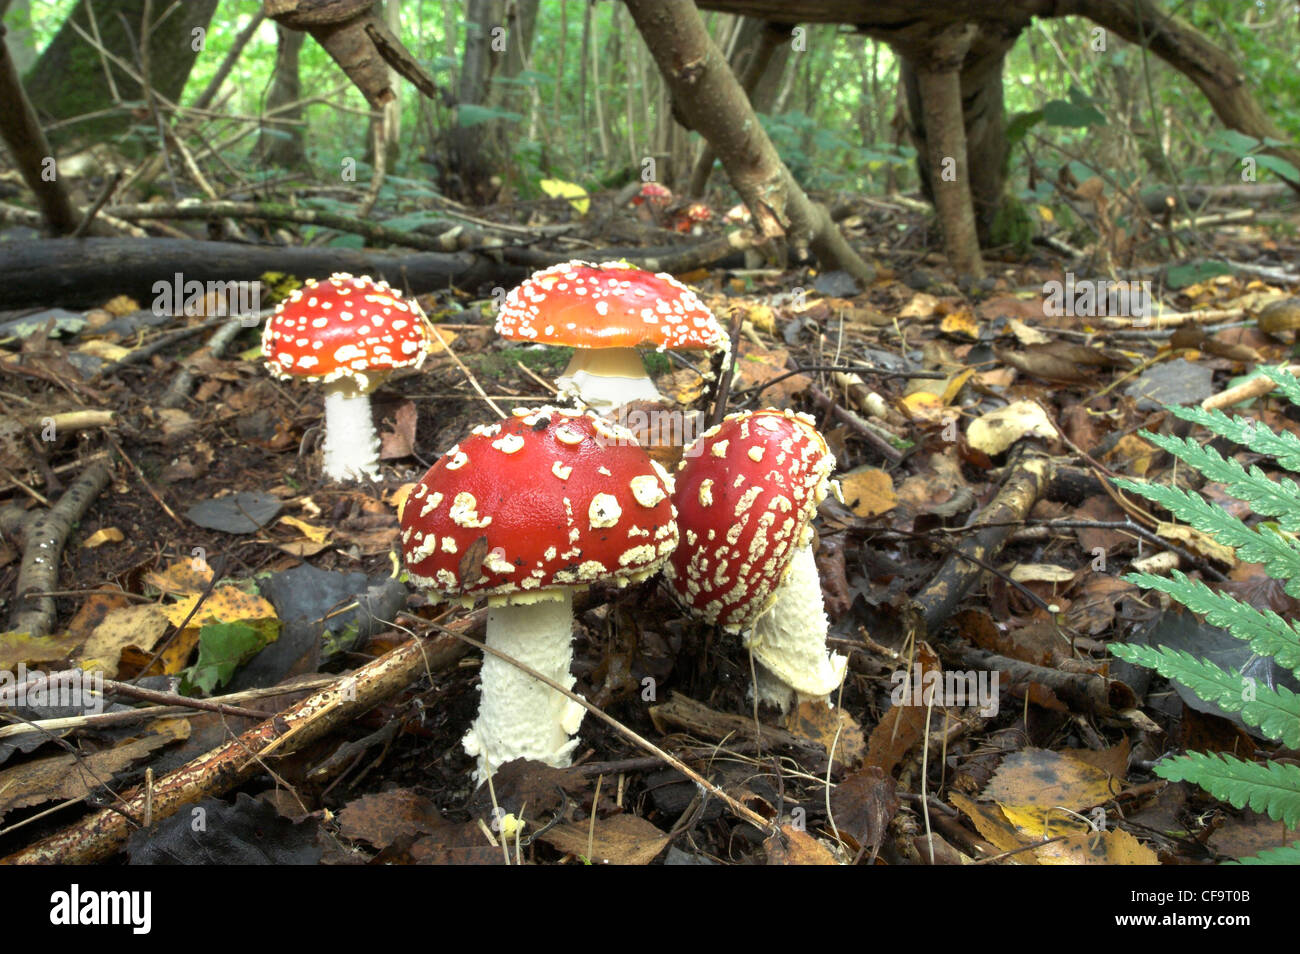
[630,474,666,508]
[589,493,622,528]
[449,492,491,528]
[492,433,525,454]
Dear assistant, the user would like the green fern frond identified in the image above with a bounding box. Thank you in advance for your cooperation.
[1259,365,1300,408]
[1109,643,1300,747]
[1227,841,1300,865]
[1113,477,1300,596]
[1154,752,1300,828]
[1166,403,1300,473]
[1136,429,1300,530]
[1123,570,1300,678]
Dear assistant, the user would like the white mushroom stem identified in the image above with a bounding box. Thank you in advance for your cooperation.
[321,380,381,482]
[745,542,847,712]
[463,590,587,785]
[556,346,662,411]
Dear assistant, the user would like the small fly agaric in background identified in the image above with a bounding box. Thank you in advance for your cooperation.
[666,408,847,711]
[495,260,730,413]
[629,181,673,224]
[262,273,433,482]
[399,405,678,783]
[674,202,712,234]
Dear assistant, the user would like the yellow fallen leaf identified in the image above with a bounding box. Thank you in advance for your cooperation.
[837,467,897,517]
[82,527,124,548]
[279,514,330,543]
[941,368,975,405]
[78,604,171,677]
[899,391,948,423]
[940,309,980,341]
[539,178,590,215]
[76,340,131,361]
[145,559,213,595]
[160,586,276,628]
[1157,522,1237,565]
[389,483,417,520]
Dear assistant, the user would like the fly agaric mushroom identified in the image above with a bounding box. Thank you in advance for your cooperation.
[495,260,729,412]
[674,203,712,234]
[262,273,432,482]
[666,408,846,711]
[630,182,673,221]
[399,405,678,783]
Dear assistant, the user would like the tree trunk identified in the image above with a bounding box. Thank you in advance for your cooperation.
[257,23,308,169]
[688,18,792,196]
[905,24,989,277]
[0,24,79,234]
[625,0,874,284]
[24,0,220,145]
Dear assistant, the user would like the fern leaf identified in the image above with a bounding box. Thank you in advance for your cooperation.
[1154,752,1300,828]
[1113,478,1300,596]
[1259,365,1300,409]
[1166,403,1300,473]
[1227,841,1300,865]
[1137,429,1300,530]
[1123,570,1300,677]
[1109,643,1300,746]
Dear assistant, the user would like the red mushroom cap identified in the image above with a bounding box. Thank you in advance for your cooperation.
[261,273,432,388]
[631,182,673,208]
[495,260,727,354]
[666,408,834,631]
[400,406,679,603]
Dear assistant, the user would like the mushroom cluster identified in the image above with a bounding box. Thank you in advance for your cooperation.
[261,273,432,481]
[495,260,729,413]
[666,408,846,711]
[399,405,678,783]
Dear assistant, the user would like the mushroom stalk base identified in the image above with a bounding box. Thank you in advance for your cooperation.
[322,382,381,482]
[464,591,586,785]
[556,347,662,412]
[745,543,847,712]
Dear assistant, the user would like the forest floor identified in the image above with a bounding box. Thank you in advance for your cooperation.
[1,190,1299,865]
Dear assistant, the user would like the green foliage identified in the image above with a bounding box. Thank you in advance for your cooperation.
[1109,365,1300,862]
[180,620,274,695]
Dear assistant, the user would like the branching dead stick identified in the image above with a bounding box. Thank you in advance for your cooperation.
[954,646,1135,718]
[911,456,1052,632]
[1,631,470,865]
[7,460,114,637]
[160,318,249,410]
[806,383,905,464]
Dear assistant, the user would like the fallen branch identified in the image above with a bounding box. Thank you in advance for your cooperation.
[160,317,250,410]
[7,459,114,637]
[1,628,471,864]
[911,455,1052,631]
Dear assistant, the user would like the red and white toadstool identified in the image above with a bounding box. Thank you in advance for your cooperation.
[261,273,433,482]
[666,408,846,711]
[495,260,729,412]
[399,405,678,783]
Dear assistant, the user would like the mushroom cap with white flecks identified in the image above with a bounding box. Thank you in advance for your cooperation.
[665,408,834,632]
[399,406,679,603]
[495,260,728,355]
[261,273,433,390]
